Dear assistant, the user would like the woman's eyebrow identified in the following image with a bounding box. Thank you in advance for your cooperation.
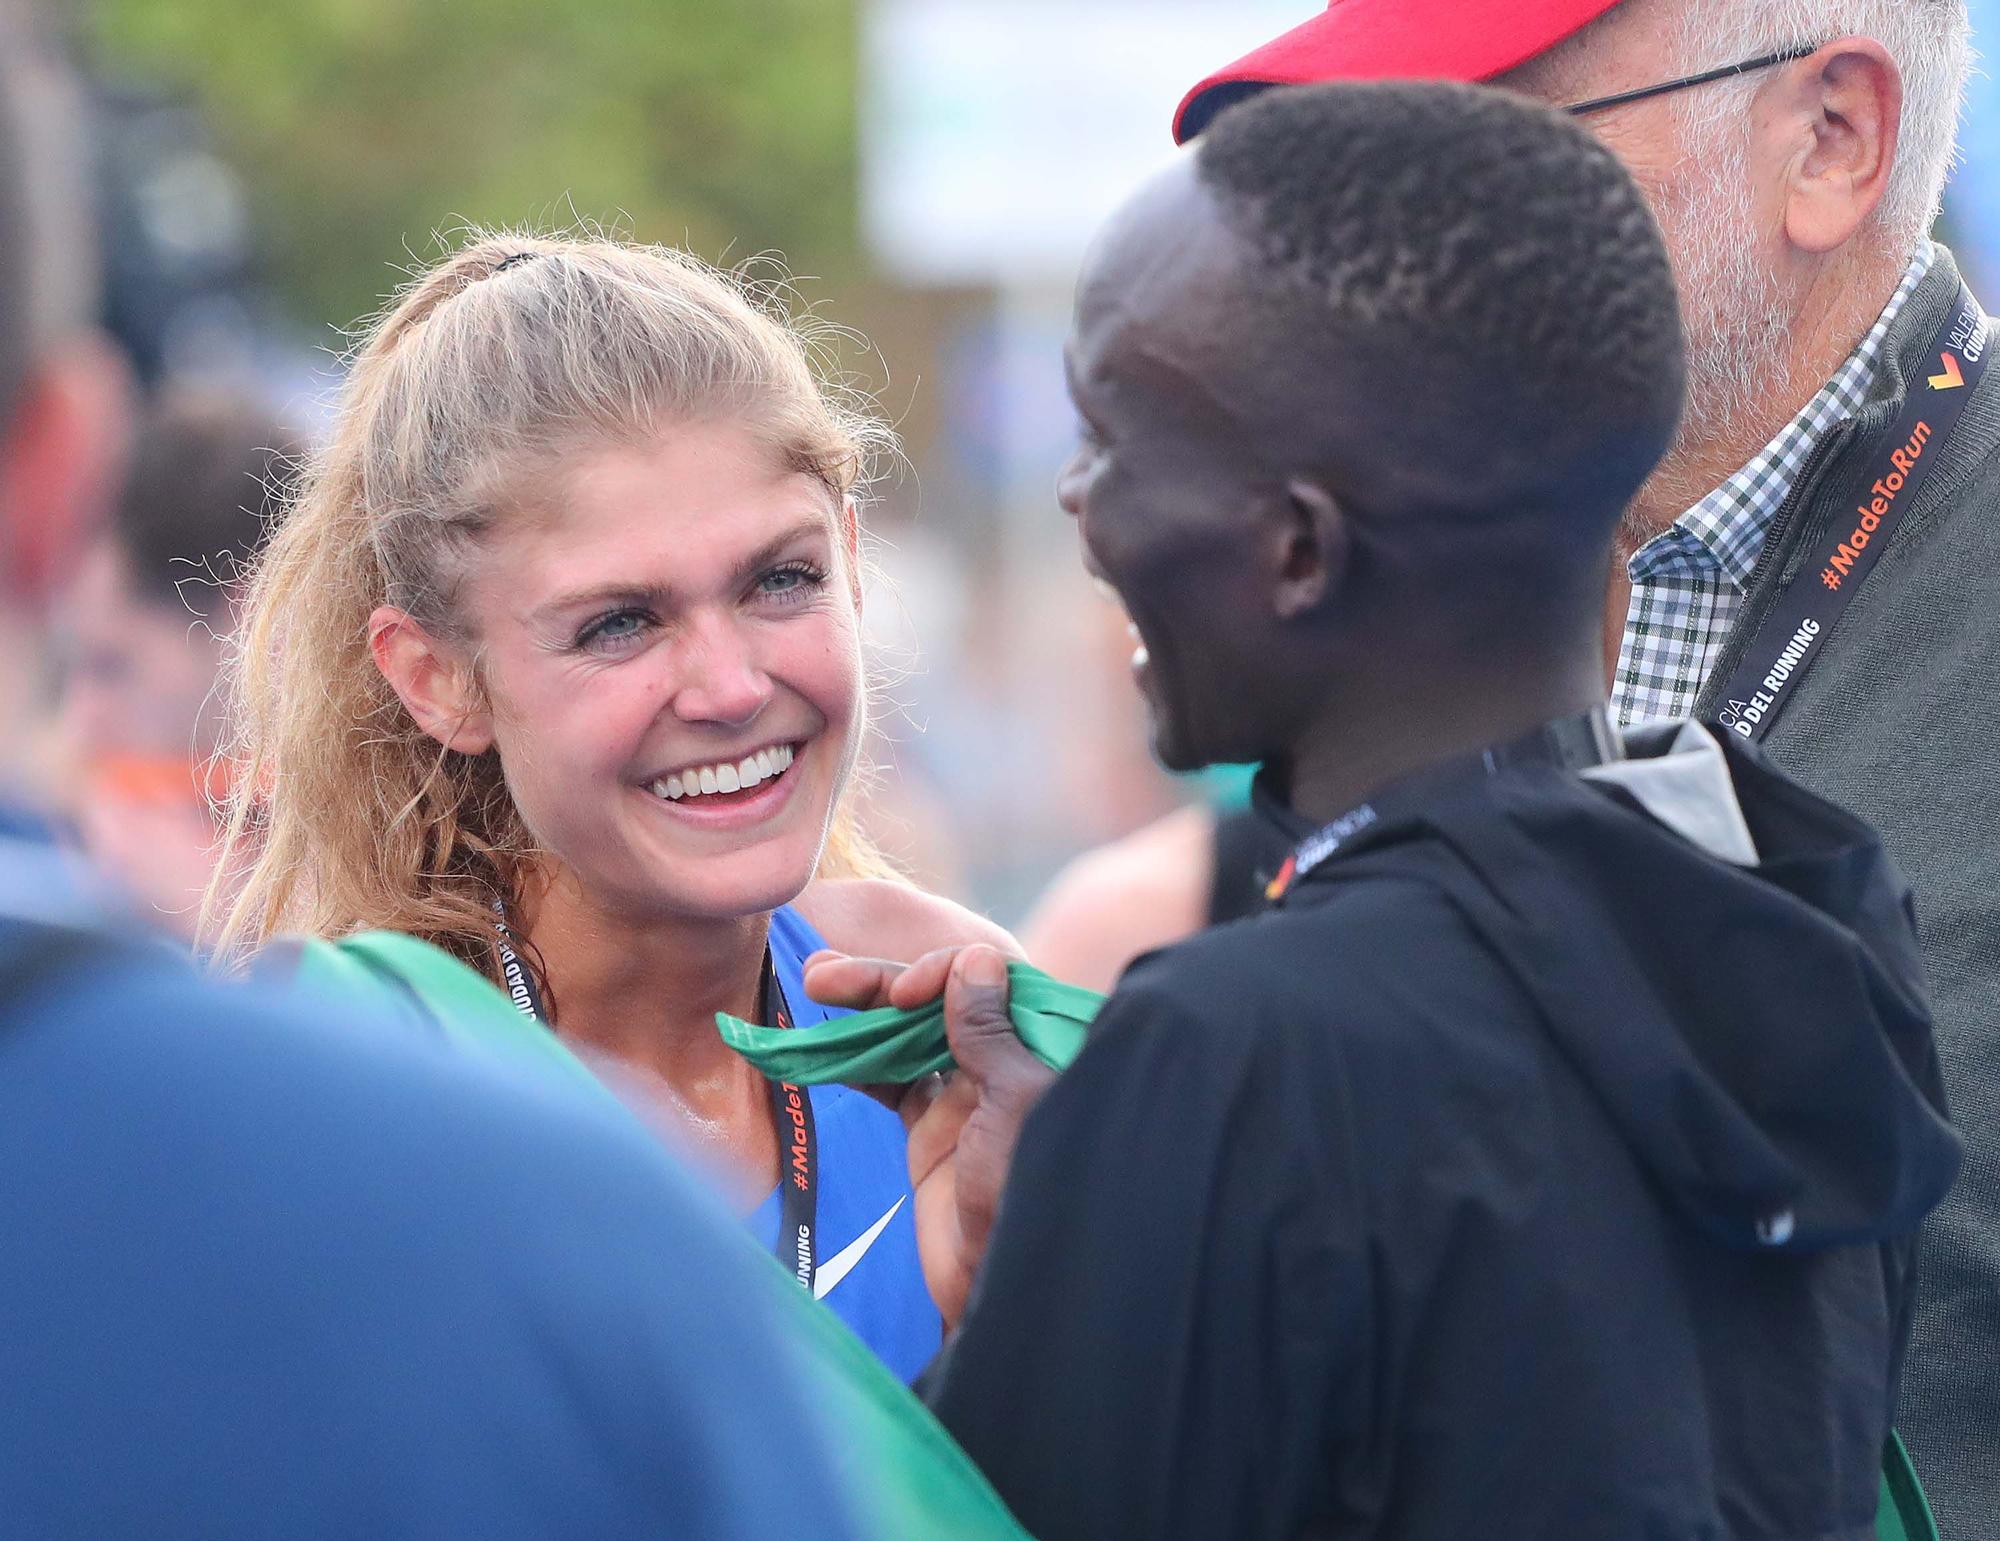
[528,517,831,625]
[734,516,834,580]
[529,581,673,625]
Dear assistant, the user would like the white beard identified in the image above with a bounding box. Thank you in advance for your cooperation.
[1637,123,1795,535]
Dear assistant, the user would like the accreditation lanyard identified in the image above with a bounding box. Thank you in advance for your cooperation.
[1711,280,1989,743]
[1263,709,1619,904]
[491,906,820,1293]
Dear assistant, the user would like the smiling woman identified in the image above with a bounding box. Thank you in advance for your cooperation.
[206,231,1014,1380]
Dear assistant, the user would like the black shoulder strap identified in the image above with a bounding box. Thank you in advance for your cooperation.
[1207,808,1286,925]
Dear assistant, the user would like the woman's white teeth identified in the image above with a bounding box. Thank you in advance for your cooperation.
[652,743,796,802]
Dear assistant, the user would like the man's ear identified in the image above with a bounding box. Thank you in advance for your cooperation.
[1271,478,1350,621]
[1779,37,1900,255]
[368,606,495,754]
[0,335,133,604]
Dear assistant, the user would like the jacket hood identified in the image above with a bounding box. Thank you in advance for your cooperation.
[1317,722,1960,1254]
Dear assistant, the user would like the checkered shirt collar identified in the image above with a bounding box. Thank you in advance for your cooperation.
[1630,242,1937,588]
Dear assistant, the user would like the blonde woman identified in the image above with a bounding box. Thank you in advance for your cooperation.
[210,235,1016,1381]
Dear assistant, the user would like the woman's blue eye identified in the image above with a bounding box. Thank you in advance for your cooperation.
[758,561,828,602]
[578,609,650,651]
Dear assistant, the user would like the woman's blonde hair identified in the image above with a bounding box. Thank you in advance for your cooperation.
[206,230,896,985]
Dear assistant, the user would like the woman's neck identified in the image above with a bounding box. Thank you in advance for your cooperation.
[519,868,775,1104]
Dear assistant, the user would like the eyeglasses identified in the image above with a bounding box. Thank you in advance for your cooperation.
[1562,43,1820,117]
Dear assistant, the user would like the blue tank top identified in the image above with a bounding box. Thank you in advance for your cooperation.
[745,906,942,1383]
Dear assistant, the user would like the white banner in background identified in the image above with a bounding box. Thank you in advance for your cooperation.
[863,0,1314,285]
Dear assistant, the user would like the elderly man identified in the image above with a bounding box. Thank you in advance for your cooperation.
[1176,2,1997,1530]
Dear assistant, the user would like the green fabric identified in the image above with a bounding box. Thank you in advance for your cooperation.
[1183,761,1258,812]
[717,962,1104,1084]
[287,932,605,1096]
[1878,1431,1940,1541]
[278,931,1032,1540]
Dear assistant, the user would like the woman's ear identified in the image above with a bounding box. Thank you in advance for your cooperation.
[368,606,494,754]
[840,496,865,613]
[1271,478,1351,622]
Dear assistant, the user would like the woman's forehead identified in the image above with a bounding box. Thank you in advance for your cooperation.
[478,425,841,600]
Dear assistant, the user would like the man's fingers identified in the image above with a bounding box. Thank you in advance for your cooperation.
[946,944,1058,1104]
[888,947,961,1009]
[886,1070,953,1139]
[904,1071,978,1182]
[801,952,905,1011]
[943,946,1023,1066]
[854,1069,948,1120]
[803,947,962,1013]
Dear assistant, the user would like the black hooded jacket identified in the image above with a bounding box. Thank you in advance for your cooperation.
[927,723,1960,1541]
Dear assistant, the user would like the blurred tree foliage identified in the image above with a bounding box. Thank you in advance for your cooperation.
[90,0,863,336]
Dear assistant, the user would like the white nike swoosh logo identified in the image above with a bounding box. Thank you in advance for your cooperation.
[813,1195,906,1300]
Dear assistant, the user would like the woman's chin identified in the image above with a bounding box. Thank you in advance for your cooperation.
[630,840,824,925]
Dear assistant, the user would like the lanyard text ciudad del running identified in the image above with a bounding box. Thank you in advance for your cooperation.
[1710,279,1988,743]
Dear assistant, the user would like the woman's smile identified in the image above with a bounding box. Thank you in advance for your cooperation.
[641,739,807,831]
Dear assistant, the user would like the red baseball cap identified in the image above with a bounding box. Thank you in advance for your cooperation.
[1173,0,1630,143]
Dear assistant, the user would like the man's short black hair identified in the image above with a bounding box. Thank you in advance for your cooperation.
[1196,79,1684,440]
[111,390,300,611]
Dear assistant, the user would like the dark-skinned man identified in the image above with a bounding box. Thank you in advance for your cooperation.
[1175,5,1999,1528]
[901,82,1961,1541]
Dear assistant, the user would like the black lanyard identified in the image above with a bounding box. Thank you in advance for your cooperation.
[1710,279,1989,743]
[1263,709,1620,904]
[758,951,820,1293]
[491,903,819,1292]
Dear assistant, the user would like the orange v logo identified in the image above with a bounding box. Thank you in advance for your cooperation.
[1929,353,1966,391]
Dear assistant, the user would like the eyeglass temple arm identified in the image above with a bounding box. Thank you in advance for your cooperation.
[1564,43,1821,117]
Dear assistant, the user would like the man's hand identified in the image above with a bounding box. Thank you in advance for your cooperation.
[803,943,1055,1330]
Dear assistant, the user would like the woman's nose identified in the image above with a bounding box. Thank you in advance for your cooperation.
[669,615,774,728]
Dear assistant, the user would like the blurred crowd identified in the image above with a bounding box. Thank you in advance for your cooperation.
[20,3,2000,937]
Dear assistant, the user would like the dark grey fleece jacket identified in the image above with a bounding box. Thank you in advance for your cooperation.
[1694,245,2000,1538]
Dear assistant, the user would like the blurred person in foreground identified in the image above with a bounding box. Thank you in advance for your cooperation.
[887,82,1960,1541]
[50,390,298,937]
[0,8,879,1536]
[1176,3,2000,1528]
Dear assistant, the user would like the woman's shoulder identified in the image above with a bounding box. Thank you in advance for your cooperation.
[791,878,1021,966]
[262,930,607,1095]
